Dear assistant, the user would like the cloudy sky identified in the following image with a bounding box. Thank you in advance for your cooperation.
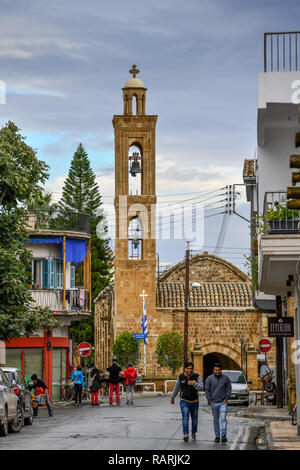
[1,0,299,270]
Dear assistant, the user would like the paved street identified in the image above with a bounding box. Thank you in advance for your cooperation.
[0,396,263,450]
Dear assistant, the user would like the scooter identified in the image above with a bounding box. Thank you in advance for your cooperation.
[259,363,276,406]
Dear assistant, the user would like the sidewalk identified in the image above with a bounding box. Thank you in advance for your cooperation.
[267,421,300,450]
[244,405,291,421]
[241,405,300,450]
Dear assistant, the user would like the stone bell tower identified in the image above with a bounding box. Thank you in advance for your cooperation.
[113,65,158,347]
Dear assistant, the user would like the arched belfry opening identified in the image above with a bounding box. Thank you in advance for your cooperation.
[128,143,142,195]
[128,216,143,259]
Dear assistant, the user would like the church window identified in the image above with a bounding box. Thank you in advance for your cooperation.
[128,216,142,259]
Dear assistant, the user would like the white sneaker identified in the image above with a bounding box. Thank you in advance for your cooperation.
[183,434,189,442]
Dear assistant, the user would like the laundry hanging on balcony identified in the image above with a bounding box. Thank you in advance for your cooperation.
[65,238,87,264]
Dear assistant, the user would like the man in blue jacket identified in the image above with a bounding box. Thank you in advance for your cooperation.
[205,363,232,443]
[171,362,204,442]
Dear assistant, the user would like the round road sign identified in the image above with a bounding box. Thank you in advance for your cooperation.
[259,338,271,353]
[77,342,92,357]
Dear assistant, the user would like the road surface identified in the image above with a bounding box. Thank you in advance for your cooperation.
[0,396,263,450]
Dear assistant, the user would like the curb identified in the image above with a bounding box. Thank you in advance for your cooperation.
[265,422,275,451]
[241,414,291,422]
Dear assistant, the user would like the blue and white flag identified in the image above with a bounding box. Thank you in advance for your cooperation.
[141,299,148,345]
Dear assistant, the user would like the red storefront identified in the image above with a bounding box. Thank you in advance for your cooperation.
[4,330,70,401]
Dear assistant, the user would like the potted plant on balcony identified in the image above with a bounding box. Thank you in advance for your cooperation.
[267,201,300,233]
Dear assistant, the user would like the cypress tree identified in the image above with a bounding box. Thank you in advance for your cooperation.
[59,143,113,345]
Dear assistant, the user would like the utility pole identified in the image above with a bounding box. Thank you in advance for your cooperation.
[184,241,190,366]
[276,295,284,408]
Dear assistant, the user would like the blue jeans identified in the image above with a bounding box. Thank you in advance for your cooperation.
[74,384,83,404]
[211,402,227,437]
[180,400,199,435]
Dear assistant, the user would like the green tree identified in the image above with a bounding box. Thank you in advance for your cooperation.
[26,191,59,229]
[113,331,139,367]
[60,144,113,345]
[156,331,185,375]
[0,121,60,340]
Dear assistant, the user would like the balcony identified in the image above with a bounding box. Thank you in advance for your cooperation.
[26,210,90,234]
[264,32,300,73]
[259,191,300,295]
[30,288,91,313]
[263,191,300,234]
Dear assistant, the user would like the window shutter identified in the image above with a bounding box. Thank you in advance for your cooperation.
[43,259,49,288]
[49,259,57,289]
[70,265,75,288]
[57,260,63,288]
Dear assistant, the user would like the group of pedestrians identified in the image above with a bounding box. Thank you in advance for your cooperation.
[71,359,232,444]
[171,361,231,443]
[107,359,138,406]
[71,359,139,407]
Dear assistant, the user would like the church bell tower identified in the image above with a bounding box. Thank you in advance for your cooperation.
[113,65,158,345]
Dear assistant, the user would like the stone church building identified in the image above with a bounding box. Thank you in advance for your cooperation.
[94,66,275,388]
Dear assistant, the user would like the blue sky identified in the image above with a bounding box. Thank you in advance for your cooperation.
[0,0,300,269]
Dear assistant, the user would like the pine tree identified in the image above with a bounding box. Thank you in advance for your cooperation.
[59,143,101,217]
[59,143,113,345]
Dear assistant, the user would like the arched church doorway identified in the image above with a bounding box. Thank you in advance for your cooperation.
[203,352,240,381]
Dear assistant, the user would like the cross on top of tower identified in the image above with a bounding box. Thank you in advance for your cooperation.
[129,64,140,78]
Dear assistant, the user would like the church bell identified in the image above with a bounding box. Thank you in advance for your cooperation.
[129,152,142,177]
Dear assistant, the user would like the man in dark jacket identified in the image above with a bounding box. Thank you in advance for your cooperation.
[90,368,102,406]
[107,359,122,406]
[205,363,232,443]
[171,362,204,442]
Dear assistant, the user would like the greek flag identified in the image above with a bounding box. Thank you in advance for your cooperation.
[141,300,148,345]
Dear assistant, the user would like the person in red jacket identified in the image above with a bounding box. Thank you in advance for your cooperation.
[123,363,137,405]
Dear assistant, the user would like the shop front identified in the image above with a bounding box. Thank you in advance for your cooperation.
[2,332,70,401]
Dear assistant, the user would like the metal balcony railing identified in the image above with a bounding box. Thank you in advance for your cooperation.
[30,288,90,312]
[26,210,90,234]
[264,32,300,72]
[263,191,300,234]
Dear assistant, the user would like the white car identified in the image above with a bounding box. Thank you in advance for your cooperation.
[2,367,34,425]
[222,370,251,406]
[0,368,24,436]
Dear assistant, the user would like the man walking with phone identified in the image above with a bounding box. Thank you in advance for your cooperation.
[205,363,232,443]
[171,362,204,442]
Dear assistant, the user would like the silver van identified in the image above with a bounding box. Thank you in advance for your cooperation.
[222,370,250,406]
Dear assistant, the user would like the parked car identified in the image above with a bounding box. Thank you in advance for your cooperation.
[0,367,24,436]
[2,367,34,425]
[222,370,251,406]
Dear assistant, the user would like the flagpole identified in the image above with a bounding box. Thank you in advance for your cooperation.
[144,342,147,376]
[140,290,148,377]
